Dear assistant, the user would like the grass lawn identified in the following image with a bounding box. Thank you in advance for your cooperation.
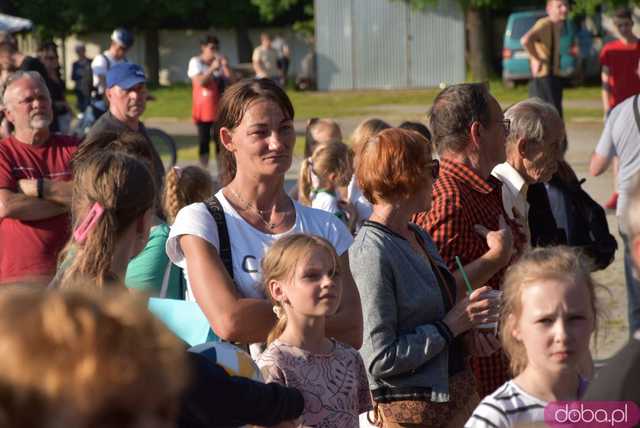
[141,80,603,121]
[70,80,603,164]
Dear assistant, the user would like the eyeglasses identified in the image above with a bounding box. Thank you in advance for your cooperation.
[429,159,440,180]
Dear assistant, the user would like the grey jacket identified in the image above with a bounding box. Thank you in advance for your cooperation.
[349,221,455,402]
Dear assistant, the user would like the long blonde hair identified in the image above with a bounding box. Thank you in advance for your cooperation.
[0,286,186,428]
[163,166,214,224]
[261,234,339,345]
[298,141,353,206]
[57,151,156,289]
[500,246,601,376]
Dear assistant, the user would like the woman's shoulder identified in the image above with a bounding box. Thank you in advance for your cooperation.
[351,222,400,252]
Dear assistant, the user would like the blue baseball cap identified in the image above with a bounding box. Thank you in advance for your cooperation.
[106,63,146,89]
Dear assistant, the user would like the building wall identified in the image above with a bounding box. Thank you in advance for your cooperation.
[315,0,466,90]
[53,28,310,88]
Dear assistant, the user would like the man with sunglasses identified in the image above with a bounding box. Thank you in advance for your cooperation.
[413,83,526,398]
[491,98,564,247]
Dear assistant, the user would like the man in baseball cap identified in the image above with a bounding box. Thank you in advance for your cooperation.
[85,63,165,189]
[90,28,134,102]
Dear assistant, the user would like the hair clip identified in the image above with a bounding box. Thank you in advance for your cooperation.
[172,166,182,179]
[73,202,105,243]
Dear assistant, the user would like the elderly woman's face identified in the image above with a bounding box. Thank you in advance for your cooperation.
[225,100,295,178]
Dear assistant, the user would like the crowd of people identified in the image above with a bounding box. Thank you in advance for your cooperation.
[0,1,639,427]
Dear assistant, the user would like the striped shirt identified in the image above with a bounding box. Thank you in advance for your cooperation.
[464,381,546,428]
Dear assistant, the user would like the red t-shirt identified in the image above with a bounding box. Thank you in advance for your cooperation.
[600,39,640,110]
[0,134,78,284]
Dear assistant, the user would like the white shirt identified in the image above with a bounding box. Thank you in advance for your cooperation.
[187,56,223,79]
[491,162,529,222]
[347,176,372,230]
[252,46,279,78]
[91,51,126,93]
[465,381,547,428]
[166,190,353,301]
[312,190,340,215]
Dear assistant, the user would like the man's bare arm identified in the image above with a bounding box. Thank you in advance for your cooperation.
[601,66,611,115]
[18,179,72,206]
[0,188,68,221]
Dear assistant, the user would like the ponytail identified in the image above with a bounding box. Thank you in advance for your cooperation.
[163,167,181,224]
[298,157,313,206]
[267,304,287,345]
[162,166,214,224]
[61,209,118,288]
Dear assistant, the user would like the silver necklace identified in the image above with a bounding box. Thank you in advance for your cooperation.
[227,187,290,230]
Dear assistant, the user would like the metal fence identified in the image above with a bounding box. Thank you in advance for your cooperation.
[315,0,465,90]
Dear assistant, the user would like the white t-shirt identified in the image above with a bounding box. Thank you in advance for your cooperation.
[91,51,127,93]
[252,46,279,78]
[166,190,353,301]
[347,176,372,228]
[465,381,547,428]
[187,56,224,79]
[312,190,340,215]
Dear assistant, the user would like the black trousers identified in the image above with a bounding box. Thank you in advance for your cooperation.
[196,121,220,157]
[528,75,564,118]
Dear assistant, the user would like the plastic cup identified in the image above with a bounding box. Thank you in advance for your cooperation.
[476,289,502,335]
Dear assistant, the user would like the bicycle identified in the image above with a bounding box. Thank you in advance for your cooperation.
[72,99,178,171]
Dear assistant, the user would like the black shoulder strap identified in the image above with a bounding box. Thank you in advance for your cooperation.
[102,53,111,71]
[203,195,234,279]
[633,95,640,135]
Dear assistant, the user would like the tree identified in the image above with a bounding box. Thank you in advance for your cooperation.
[10,0,266,85]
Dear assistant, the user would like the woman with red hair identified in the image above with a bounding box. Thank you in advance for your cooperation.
[349,128,502,427]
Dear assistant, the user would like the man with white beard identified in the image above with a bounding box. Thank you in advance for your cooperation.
[0,71,78,285]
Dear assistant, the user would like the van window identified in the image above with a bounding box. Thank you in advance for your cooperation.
[511,16,541,39]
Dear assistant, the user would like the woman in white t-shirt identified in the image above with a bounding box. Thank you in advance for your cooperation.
[166,78,362,352]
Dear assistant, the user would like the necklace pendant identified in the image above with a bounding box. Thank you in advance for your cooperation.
[269,223,276,229]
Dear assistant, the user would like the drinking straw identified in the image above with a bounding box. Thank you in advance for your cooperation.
[455,256,474,294]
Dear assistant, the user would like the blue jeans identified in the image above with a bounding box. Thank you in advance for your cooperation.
[621,232,640,334]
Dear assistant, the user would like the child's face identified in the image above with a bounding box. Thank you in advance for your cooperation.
[511,278,594,375]
[276,248,342,319]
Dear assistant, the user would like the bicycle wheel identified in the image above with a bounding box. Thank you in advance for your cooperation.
[147,128,178,169]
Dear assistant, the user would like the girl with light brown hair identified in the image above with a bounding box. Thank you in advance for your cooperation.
[347,118,391,229]
[257,233,371,427]
[53,151,156,289]
[298,141,353,226]
[466,246,599,427]
[0,286,186,428]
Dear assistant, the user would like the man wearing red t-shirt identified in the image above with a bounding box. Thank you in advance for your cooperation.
[0,71,78,285]
[599,7,640,209]
[601,8,640,113]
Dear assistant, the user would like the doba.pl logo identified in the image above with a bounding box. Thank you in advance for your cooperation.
[545,401,640,427]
